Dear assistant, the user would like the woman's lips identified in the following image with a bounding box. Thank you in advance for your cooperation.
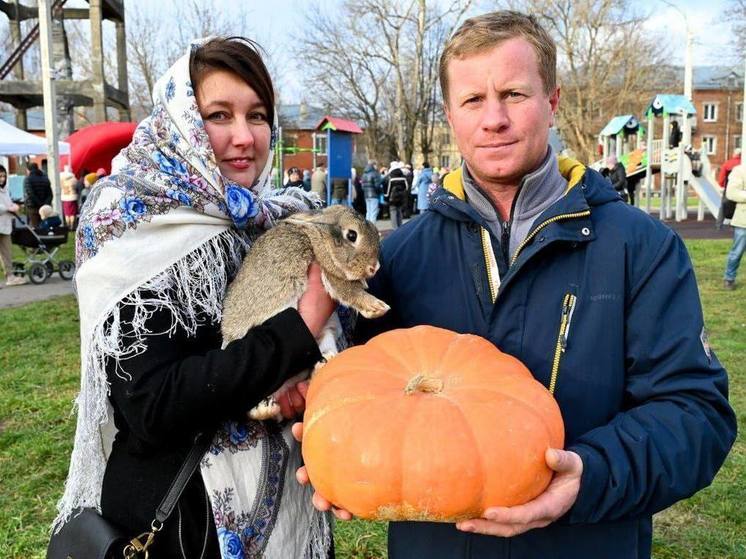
[224,158,253,170]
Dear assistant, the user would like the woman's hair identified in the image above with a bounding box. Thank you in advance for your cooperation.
[190,37,275,126]
[0,164,6,175]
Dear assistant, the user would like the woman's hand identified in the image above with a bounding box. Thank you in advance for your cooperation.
[292,419,353,521]
[276,380,309,419]
[298,262,335,338]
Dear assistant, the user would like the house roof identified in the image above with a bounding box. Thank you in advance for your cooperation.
[277,103,327,130]
[692,66,744,90]
[315,115,363,134]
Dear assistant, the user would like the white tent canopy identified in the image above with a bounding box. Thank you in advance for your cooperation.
[0,118,70,156]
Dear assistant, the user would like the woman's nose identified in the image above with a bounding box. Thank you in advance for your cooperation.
[232,120,256,147]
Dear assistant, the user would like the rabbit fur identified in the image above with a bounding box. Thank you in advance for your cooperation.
[221,205,390,420]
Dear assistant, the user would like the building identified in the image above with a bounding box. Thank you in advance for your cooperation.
[277,102,329,173]
[690,66,744,170]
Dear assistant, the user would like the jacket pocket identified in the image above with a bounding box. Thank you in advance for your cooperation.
[549,293,577,394]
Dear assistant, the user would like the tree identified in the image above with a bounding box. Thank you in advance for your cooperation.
[723,0,746,58]
[296,0,471,163]
[494,0,668,163]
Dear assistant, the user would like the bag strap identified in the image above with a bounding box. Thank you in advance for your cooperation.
[123,431,213,558]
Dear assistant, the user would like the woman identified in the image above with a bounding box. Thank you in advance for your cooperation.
[59,170,78,229]
[284,166,304,189]
[0,165,28,286]
[54,37,334,558]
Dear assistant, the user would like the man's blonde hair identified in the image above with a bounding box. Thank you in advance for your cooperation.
[439,11,556,105]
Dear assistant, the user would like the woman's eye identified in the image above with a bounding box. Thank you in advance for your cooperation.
[207,112,228,121]
[248,112,268,123]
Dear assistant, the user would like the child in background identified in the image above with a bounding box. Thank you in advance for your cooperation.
[37,205,62,234]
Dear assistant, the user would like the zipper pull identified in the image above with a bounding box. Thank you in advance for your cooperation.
[502,220,511,263]
[560,296,575,351]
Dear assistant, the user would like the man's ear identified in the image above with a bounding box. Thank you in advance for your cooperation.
[549,86,560,127]
[444,101,453,130]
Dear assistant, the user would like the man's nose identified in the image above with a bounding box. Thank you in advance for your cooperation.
[481,98,510,131]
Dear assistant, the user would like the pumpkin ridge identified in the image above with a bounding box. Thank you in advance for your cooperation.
[304,394,383,435]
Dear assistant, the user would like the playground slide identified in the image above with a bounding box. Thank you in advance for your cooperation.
[682,154,721,219]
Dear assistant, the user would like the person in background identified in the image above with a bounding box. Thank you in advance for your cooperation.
[60,170,79,230]
[311,163,328,204]
[717,148,742,229]
[415,161,433,214]
[330,176,349,206]
[23,162,52,227]
[600,155,628,203]
[362,160,383,222]
[383,161,408,229]
[37,204,62,234]
[0,164,29,286]
[723,162,746,289]
[302,169,312,192]
[284,166,304,189]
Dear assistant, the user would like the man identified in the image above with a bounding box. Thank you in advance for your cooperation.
[23,162,52,227]
[723,162,746,289]
[297,10,735,559]
[362,160,382,222]
[717,148,741,228]
[311,163,328,204]
[383,161,408,229]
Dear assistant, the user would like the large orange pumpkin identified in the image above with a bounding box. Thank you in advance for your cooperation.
[302,325,565,522]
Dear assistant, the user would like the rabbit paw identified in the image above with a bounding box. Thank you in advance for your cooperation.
[248,397,282,421]
[359,297,390,319]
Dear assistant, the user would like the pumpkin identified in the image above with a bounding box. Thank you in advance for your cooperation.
[301,325,565,522]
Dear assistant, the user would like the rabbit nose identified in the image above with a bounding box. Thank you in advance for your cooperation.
[366,261,380,277]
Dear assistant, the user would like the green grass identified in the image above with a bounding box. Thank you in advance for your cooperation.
[0,239,744,558]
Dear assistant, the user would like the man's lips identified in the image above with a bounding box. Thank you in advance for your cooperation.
[477,141,518,149]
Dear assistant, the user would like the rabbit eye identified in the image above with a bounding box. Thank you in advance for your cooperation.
[346,229,358,243]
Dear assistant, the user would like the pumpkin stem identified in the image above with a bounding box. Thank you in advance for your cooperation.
[404,375,444,395]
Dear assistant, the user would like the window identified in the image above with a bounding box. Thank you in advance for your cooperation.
[735,136,742,151]
[702,103,717,122]
[440,154,450,169]
[702,135,717,155]
[313,133,327,155]
[737,102,743,122]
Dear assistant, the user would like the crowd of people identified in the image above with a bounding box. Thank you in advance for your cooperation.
[281,160,450,229]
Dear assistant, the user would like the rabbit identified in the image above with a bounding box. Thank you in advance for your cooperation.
[221,204,390,420]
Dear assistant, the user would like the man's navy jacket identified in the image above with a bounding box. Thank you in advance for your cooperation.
[356,158,737,559]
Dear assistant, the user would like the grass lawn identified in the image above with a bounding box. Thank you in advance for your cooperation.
[0,239,743,558]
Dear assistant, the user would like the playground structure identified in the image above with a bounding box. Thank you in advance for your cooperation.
[315,116,363,205]
[597,94,723,222]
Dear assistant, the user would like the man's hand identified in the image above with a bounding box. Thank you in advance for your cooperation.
[456,448,583,537]
[292,419,353,521]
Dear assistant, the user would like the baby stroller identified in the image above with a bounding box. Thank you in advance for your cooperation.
[10,214,76,284]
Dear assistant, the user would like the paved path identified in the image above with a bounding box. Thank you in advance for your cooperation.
[0,214,733,310]
[0,274,75,309]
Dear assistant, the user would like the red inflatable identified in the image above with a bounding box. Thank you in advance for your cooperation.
[62,121,137,176]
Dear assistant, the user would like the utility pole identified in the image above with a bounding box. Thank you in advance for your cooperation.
[38,0,62,215]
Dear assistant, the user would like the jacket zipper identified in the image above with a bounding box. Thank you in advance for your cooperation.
[549,293,577,394]
[481,227,499,303]
[510,210,592,267]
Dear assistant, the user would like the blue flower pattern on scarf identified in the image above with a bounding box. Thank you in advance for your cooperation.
[218,527,245,559]
[226,184,259,228]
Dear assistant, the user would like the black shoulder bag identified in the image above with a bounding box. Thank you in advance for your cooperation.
[47,431,212,559]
